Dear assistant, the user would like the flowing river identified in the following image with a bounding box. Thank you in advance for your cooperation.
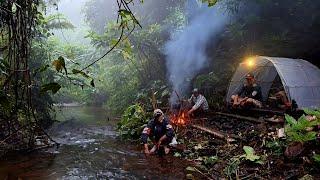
[0,106,187,179]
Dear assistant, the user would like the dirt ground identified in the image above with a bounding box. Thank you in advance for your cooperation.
[175,114,320,179]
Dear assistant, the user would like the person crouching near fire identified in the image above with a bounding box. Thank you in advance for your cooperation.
[187,88,209,117]
[141,109,174,155]
[231,73,263,108]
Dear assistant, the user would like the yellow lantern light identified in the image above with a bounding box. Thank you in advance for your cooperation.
[245,57,256,68]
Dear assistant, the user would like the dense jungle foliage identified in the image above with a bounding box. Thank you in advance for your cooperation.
[0,0,142,155]
[57,0,320,115]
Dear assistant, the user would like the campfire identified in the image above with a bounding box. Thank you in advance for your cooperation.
[170,111,189,126]
[169,91,192,126]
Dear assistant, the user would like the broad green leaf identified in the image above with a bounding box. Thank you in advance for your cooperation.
[118,9,132,19]
[302,132,317,142]
[304,108,320,118]
[313,154,320,163]
[293,116,310,131]
[243,146,261,161]
[118,9,141,28]
[40,82,61,94]
[285,114,297,125]
[285,110,320,143]
[309,119,320,127]
[247,154,260,161]
[243,146,254,155]
[118,9,132,28]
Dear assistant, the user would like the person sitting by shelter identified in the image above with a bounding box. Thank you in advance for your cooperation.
[267,75,292,110]
[187,88,209,116]
[231,73,263,108]
[269,89,292,110]
[141,109,174,155]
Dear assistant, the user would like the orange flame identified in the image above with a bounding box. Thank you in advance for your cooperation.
[171,111,189,126]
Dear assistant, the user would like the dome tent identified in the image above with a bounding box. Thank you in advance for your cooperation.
[226,56,320,109]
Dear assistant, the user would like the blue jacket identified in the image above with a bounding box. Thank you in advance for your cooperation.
[141,116,174,144]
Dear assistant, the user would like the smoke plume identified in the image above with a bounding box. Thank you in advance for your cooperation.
[164,1,230,103]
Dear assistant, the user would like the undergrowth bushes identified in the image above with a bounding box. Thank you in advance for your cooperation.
[117,104,151,140]
[285,109,320,143]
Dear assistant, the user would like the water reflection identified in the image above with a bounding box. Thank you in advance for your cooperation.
[0,106,187,179]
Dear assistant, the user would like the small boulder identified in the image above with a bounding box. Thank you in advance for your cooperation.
[284,142,304,158]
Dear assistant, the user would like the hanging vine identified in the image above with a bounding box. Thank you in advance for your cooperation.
[0,0,140,155]
[81,0,142,70]
[0,0,58,155]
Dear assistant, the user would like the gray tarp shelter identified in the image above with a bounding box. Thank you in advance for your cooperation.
[226,56,320,109]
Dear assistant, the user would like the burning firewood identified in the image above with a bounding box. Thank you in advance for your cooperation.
[171,111,189,126]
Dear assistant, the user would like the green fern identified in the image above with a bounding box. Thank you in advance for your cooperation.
[285,109,320,143]
[313,154,320,164]
[303,108,320,118]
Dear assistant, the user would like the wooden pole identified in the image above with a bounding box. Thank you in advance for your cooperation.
[191,124,225,139]
[191,124,241,141]
[215,112,263,123]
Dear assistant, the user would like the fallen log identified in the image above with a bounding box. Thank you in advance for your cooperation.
[191,124,224,139]
[215,112,263,123]
[191,124,241,141]
[250,108,285,115]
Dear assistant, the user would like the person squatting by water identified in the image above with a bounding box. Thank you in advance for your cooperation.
[141,109,175,155]
[231,73,263,108]
[187,88,209,116]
